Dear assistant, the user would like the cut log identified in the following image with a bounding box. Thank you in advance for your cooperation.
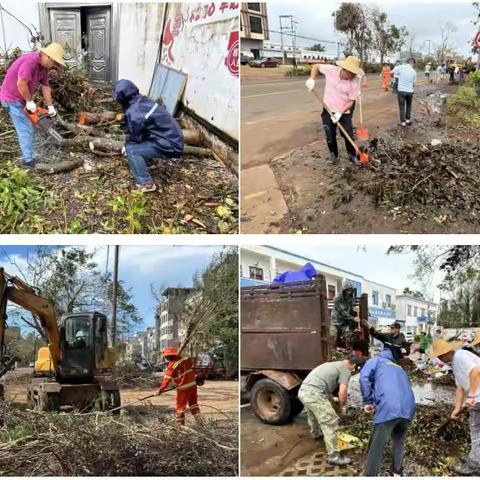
[78,111,124,125]
[35,158,84,174]
[88,138,124,153]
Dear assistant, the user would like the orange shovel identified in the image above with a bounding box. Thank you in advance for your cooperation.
[312,89,369,165]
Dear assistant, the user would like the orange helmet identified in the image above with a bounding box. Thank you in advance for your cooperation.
[163,346,178,358]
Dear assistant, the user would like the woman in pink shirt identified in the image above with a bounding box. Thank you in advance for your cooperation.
[306,56,362,165]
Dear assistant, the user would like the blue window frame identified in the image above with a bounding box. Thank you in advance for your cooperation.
[372,290,379,306]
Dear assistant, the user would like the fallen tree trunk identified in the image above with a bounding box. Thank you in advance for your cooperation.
[88,137,214,158]
[78,111,124,125]
[73,112,203,146]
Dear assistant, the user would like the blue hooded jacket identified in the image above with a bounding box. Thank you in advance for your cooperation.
[360,349,416,424]
[272,262,317,284]
[113,79,184,156]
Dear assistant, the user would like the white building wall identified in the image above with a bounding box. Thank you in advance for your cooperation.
[160,2,239,140]
[396,296,438,334]
[117,2,165,95]
[0,1,40,52]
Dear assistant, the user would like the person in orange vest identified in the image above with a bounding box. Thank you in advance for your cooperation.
[156,346,201,425]
[380,64,391,91]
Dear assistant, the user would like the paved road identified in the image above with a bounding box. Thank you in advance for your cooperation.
[242,77,328,170]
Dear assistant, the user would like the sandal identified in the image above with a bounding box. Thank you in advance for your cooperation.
[135,182,157,193]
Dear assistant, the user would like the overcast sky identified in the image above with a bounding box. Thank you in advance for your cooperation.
[266,243,445,302]
[265,0,478,57]
[0,245,225,334]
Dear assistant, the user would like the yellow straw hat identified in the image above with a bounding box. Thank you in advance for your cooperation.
[336,55,363,76]
[471,330,480,347]
[429,338,463,359]
[39,43,66,67]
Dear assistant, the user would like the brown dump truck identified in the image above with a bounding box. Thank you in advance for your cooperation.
[241,276,368,425]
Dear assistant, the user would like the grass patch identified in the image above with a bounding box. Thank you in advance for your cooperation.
[446,72,480,126]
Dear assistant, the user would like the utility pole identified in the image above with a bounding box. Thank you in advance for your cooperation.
[292,19,299,69]
[279,15,293,65]
[111,245,119,348]
[426,39,431,56]
[279,15,284,64]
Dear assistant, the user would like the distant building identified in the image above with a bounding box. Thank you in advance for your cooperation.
[396,295,438,335]
[240,246,397,327]
[156,288,194,351]
[260,42,338,62]
[240,2,269,58]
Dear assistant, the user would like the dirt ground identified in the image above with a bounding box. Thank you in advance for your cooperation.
[270,83,480,234]
[3,368,238,419]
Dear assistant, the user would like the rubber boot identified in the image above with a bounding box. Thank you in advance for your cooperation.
[327,452,352,466]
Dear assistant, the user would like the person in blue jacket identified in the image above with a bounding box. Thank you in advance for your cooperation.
[360,348,416,476]
[114,79,184,193]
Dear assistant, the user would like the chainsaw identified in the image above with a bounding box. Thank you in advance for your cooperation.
[24,107,63,144]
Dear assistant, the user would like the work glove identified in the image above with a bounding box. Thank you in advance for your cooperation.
[25,100,36,113]
[330,112,342,124]
[305,78,315,91]
[47,105,57,117]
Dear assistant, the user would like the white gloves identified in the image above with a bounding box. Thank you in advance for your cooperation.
[305,78,315,91]
[121,146,126,156]
[47,105,57,117]
[330,112,342,124]
[26,100,36,113]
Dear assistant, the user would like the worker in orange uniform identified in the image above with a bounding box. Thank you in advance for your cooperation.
[156,346,201,425]
[380,64,391,92]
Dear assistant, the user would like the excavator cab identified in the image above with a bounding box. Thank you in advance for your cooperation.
[58,312,110,380]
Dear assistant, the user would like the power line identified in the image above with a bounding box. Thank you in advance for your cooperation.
[267,28,346,47]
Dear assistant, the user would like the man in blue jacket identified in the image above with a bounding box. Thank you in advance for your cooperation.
[114,79,184,193]
[360,348,416,476]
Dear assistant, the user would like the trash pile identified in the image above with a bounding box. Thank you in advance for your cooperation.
[0,401,238,476]
[342,403,469,476]
[355,138,480,225]
[0,48,238,234]
[399,357,455,386]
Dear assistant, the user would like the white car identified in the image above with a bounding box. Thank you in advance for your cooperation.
[404,332,415,343]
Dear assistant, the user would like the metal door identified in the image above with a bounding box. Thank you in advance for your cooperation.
[48,9,81,68]
[86,7,111,84]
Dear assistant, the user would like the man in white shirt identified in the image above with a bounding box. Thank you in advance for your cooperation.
[392,58,417,127]
[430,338,480,475]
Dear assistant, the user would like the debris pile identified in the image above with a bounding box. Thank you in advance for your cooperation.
[342,403,469,476]
[109,364,161,389]
[0,401,238,476]
[355,138,480,225]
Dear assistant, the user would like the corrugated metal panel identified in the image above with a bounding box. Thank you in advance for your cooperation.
[149,64,187,115]
[160,3,238,140]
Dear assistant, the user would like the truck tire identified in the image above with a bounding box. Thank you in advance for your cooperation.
[250,378,291,425]
[289,396,304,419]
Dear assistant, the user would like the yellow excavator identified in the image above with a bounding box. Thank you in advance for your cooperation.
[0,267,120,412]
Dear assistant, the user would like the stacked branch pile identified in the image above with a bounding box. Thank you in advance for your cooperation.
[0,402,238,476]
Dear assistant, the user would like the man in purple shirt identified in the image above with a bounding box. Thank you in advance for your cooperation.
[0,43,65,168]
